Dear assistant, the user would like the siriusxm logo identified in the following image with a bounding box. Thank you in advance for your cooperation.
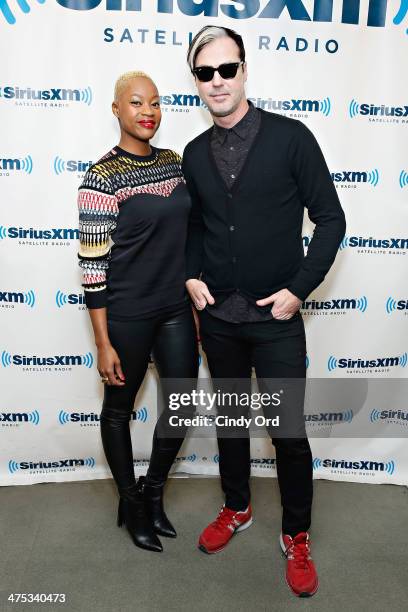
[133,459,149,466]
[306,409,353,424]
[160,93,204,109]
[399,170,408,188]
[0,86,92,105]
[1,350,94,368]
[0,156,33,174]
[386,297,408,314]
[302,297,367,313]
[0,226,79,240]
[339,236,408,252]
[8,457,95,473]
[53,157,93,175]
[214,454,275,466]
[3,0,408,37]
[349,99,408,118]
[250,96,331,116]
[0,410,40,425]
[313,457,396,474]
[56,290,85,308]
[175,453,197,463]
[370,409,408,424]
[0,290,35,308]
[331,169,379,187]
[51,0,407,32]
[250,458,276,467]
[327,353,408,372]
[1,0,45,24]
[302,235,312,248]
[58,406,147,425]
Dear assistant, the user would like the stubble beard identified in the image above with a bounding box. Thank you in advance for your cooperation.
[207,95,242,118]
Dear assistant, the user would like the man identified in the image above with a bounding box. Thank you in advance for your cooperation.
[182,25,345,597]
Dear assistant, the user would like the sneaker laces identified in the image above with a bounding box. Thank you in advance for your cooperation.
[212,506,238,532]
[285,533,310,570]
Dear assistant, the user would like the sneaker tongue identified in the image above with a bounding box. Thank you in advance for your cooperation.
[293,532,308,543]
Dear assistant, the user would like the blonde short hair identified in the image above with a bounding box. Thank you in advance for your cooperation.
[114,71,156,101]
[187,26,245,72]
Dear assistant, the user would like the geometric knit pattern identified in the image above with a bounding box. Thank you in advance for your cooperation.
[77,147,185,295]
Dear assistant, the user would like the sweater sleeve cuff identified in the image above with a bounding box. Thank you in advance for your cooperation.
[84,288,107,309]
[185,271,200,282]
[286,282,308,303]
[185,261,202,281]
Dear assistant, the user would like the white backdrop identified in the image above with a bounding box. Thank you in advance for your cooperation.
[1,0,407,487]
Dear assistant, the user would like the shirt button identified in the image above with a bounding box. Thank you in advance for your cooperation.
[232,257,237,263]
[230,146,234,151]
[229,225,235,232]
[231,174,235,179]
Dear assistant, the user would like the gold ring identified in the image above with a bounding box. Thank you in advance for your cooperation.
[101,377,109,383]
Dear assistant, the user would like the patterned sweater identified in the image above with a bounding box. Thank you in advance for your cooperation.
[77,146,191,319]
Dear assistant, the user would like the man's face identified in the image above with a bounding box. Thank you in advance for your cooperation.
[194,36,247,118]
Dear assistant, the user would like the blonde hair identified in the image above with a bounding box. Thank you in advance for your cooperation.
[114,71,156,101]
[187,26,245,71]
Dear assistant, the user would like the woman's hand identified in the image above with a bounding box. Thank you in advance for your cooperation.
[87,307,125,386]
[97,343,126,386]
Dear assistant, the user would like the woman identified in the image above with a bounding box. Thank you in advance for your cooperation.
[77,71,198,552]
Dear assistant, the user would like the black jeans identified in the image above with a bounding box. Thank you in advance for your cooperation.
[100,302,198,501]
[199,307,313,537]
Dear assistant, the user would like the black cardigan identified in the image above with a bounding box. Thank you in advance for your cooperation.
[182,109,346,302]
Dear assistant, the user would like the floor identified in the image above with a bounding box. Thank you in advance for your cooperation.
[1,477,407,612]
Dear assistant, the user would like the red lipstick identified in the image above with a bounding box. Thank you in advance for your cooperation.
[138,120,156,129]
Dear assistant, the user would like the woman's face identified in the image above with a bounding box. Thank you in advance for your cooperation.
[112,76,161,142]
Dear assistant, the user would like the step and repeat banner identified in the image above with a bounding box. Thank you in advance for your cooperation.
[1,1,407,486]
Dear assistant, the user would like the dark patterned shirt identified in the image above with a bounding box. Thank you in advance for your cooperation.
[208,103,273,323]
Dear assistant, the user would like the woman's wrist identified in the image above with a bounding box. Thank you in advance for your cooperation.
[95,339,112,350]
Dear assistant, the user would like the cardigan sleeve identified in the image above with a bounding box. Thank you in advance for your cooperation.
[77,169,119,309]
[286,121,346,301]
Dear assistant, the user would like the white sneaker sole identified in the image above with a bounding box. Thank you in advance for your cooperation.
[235,517,253,532]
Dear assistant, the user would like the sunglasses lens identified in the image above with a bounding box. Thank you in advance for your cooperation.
[195,67,215,82]
[218,63,240,79]
[194,63,241,82]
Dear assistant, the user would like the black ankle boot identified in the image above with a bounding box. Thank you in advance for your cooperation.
[140,476,177,538]
[117,490,163,552]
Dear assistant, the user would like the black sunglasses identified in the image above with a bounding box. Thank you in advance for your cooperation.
[192,61,244,82]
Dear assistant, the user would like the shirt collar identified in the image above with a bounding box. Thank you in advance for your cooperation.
[212,100,258,145]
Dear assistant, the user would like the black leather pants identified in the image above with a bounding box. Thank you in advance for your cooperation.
[100,302,198,500]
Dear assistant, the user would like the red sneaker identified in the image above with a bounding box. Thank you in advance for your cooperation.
[280,532,318,597]
[198,505,253,554]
